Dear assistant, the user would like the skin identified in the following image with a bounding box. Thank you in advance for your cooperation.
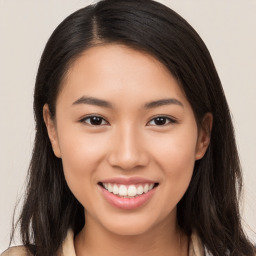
[43,44,212,256]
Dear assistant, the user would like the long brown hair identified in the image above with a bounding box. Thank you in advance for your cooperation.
[11,0,255,255]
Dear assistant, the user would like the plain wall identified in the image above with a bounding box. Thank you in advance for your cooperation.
[0,0,255,252]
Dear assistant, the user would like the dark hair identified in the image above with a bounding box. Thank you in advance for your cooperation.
[11,0,255,255]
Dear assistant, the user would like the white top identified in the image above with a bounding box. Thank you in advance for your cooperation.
[1,229,207,256]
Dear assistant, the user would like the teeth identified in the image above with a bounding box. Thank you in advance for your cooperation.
[113,184,119,195]
[127,185,137,197]
[108,184,113,192]
[137,185,144,195]
[143,184,149,193]
[119,185,127,196]
[102,183,156,197]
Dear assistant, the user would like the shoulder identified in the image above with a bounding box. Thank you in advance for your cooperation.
[189,231,205,256]
[1,246,33,256]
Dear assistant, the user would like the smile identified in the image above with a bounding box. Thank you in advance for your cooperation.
[100,183,156,198]
[98,179,159,210]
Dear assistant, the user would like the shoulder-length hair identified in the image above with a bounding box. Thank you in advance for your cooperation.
[11,0,255,255]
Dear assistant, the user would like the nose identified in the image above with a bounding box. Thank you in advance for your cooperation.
[107,126,149,171]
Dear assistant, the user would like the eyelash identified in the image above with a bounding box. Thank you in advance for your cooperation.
[147,116,177,126]
[79,115,177,127]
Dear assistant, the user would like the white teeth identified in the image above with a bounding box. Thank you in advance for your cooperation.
[137,185,144,195]
[108,184,113,192]
[143,184,149,193]
[119,185,127,196]
[102,183,156,197]
[127,185,137,197]
[113,184,119,195]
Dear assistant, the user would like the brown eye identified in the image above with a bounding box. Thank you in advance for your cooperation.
[147,116,176,126]
[81,116,108,126]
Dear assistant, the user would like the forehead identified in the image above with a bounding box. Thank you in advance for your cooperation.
[57,44,188,108]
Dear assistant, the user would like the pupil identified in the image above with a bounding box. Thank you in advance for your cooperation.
[155,117,166,125]
[91,116,102,125]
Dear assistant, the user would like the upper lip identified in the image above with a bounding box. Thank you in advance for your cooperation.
[100,176,157,185]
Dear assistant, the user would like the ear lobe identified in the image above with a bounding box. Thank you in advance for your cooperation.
[43,104,61,158]
[195,113,213,160]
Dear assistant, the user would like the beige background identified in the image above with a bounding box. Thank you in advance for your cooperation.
[0,0,255,252]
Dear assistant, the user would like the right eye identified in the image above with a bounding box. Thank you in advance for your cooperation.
[80,115,108,126]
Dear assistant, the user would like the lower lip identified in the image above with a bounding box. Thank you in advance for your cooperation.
[99,185,156,210]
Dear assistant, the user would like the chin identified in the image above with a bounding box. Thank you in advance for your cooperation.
[99,214,160,236]
[107,224,151,236]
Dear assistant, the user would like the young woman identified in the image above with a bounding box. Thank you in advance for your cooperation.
[2,0,255,255]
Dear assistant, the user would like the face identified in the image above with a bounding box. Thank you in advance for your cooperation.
[44,44,211,236]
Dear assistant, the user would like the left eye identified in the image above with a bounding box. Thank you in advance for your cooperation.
[80,116,108,126]
[147,116,175,126]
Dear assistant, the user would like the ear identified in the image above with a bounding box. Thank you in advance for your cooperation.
[195,113,213,160]
[43,104,61,158]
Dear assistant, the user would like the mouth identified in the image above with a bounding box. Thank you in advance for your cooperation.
[98,177,159,210]
[98,182,159,198]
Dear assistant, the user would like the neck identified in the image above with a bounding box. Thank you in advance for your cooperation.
[74,212,189,256]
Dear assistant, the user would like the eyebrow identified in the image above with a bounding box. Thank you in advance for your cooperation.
[72,96,184,109]
[72,96,113,108]
[143,98,184,109]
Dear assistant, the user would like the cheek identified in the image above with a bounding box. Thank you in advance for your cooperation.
[158,142,195,191]
[56,126,108,202]
[151,127,198,170]
[59,127,107,171]
[149,127,198,199]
